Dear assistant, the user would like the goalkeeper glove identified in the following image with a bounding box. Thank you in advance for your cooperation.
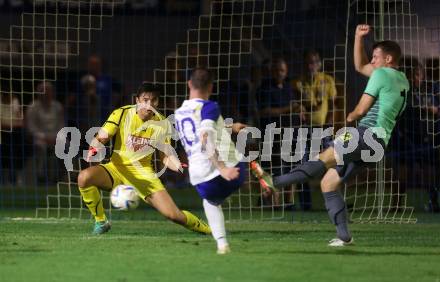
[86,146,102,162]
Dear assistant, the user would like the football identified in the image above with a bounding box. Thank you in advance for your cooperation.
[110,185,140,211]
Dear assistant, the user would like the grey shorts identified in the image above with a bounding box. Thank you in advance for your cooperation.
[330,127,386,183]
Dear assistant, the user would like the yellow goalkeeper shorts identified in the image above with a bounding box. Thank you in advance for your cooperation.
[99,162,165,199]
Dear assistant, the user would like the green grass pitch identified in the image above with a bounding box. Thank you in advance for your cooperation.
[1,212,440,282]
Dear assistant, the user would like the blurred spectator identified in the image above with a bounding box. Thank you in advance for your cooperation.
[401,63,438,141]
[217,79,249,124]
[66,55,121,136]
[291,50,337,211]
[26,81,65,184]
[159,51,190,189]
[256,57,304,207]
[258,57,304,127]
[293,50,337,127]
[393,61,439,212]
[249,59,272,96]
[78,74,101,135]
[0,93,25,185]
[85,54,120,121]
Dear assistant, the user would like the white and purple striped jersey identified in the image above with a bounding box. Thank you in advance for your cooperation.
[174,98,240,185]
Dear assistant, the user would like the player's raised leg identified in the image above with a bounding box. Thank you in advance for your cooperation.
[273,147,336,188]
[249,161,276,192]
[251,147,336,189]
[251,147,353,246]
[77,165,113,234]
[147,189,211,235]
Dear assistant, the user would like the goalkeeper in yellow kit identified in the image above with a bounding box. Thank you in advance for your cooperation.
[77,82,211,235]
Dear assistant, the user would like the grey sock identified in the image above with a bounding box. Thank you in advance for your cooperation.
[273,160,326,188]
[323,191,351,242]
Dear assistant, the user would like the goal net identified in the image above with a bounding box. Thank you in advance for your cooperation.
[1,0,438,222]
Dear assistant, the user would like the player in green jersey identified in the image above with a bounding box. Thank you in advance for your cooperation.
[251,24,409,246]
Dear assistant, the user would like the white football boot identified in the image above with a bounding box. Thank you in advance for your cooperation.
[328,238,354,247]
[217,244,231,255]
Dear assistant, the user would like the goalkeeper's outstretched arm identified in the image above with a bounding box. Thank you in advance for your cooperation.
[86,107,122,162]
[86,128,112,162]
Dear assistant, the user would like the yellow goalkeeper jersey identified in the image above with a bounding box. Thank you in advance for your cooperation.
[101,105,171,167]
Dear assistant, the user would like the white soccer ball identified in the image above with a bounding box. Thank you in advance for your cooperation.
[110,185,140,211]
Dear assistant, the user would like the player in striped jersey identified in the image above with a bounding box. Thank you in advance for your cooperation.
[174,68,251,254]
